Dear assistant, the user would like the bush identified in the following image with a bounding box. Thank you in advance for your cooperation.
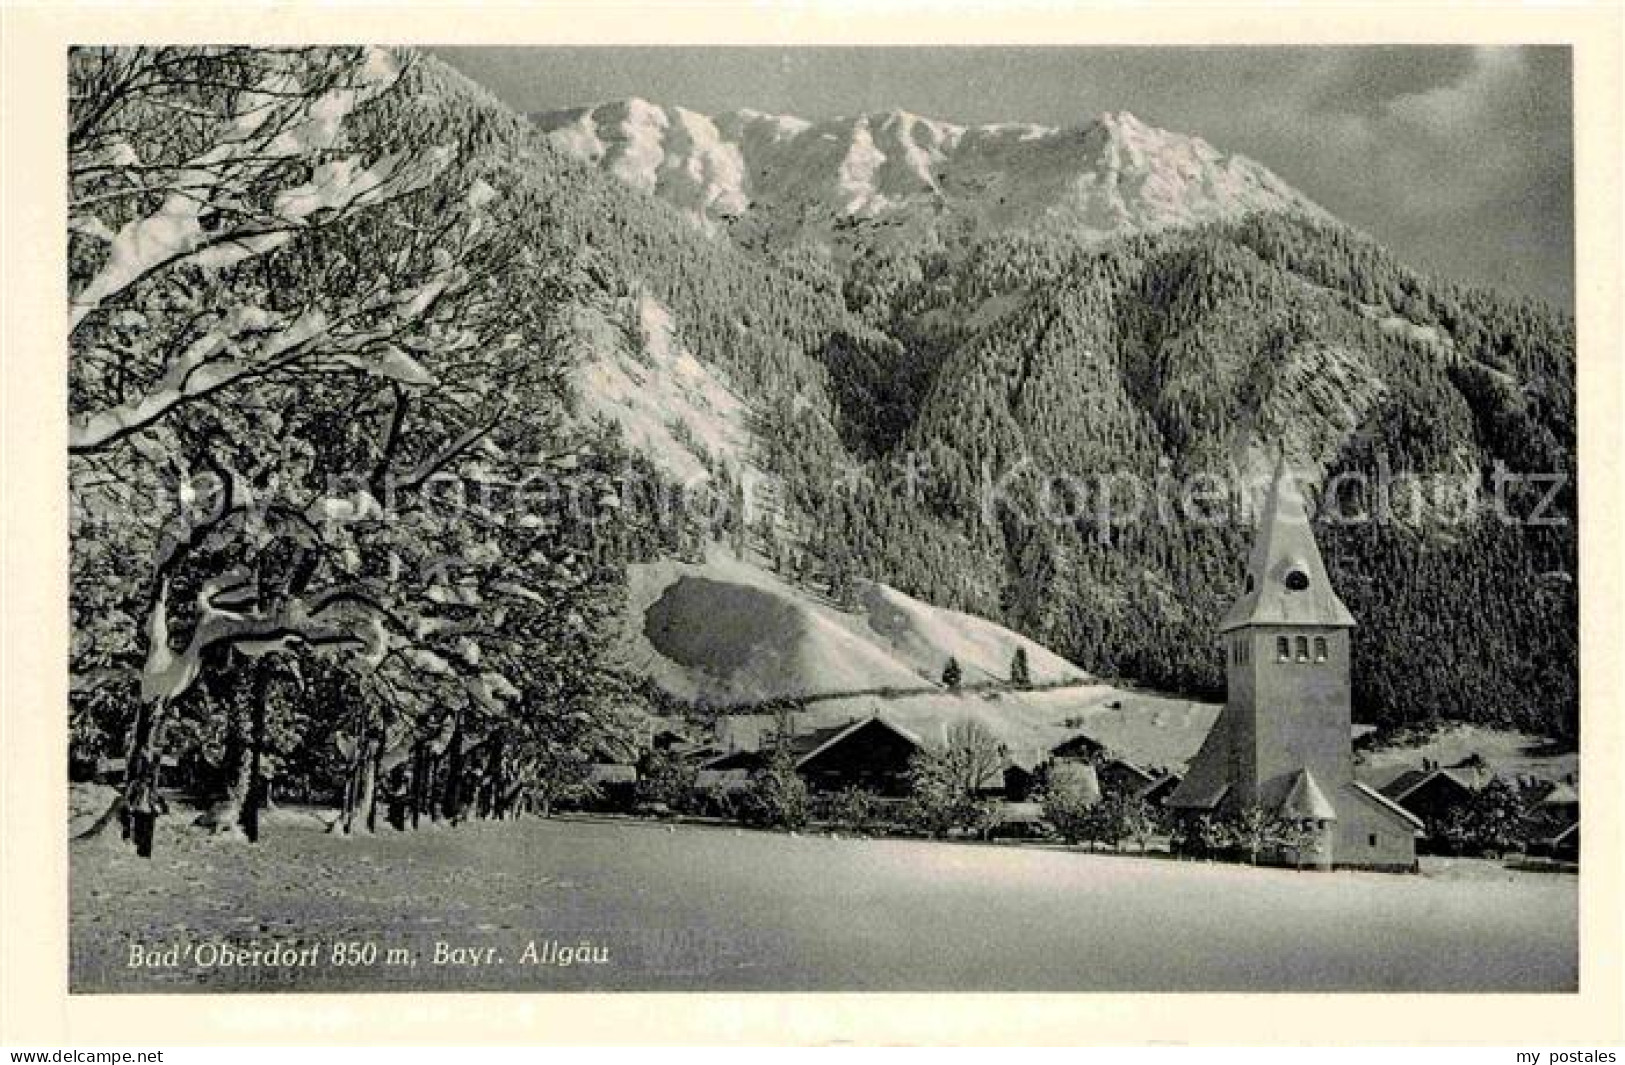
[737,752,808,830]
[1171,813,1222,859]
[902,722,1003,838]
[1437,778,1529,856]
[635,749,698,813]
[901,763,970,838]
[1039,760,1102,846]
[827,786,882,835]
[1220,804,1287,865]
[1100,792,1160,853]
[689,784,739,820]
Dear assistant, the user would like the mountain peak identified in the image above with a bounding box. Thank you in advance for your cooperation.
[533,98,1326,247]
[1093,108,1148,130]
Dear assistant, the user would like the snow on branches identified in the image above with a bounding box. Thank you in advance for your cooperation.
[67,47,627,851]
[68,47,472,453]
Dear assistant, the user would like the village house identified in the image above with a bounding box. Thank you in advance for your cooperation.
[1047,732,1178,807]
[1168,458,1423,871]
[1533,778,1579,825]
[696,714,927,798]
[1377,763,1481,852]
[1528,778,1580,861]
[1372,758,1579,860]
[789,716,925,796]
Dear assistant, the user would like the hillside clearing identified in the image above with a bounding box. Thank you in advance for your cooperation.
[625,549,1086,704]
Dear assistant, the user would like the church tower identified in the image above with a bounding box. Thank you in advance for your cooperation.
[1218,454,1355,815]
[1170,455,1421,870]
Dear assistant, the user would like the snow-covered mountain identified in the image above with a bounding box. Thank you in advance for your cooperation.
[533,98,1328,251]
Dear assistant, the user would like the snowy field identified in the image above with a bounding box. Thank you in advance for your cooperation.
[71,813,1576,994]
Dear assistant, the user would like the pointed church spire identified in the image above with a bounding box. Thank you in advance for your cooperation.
[1217,454,1355,632]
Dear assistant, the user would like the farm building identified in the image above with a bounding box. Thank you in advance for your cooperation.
[1168,457,1422,871]
[1000,760,1041,801]
[789,715,925,796]
[1528,778,1580,848]
[1378,765,1482,850]
[1535,779,1579,821]
[696,714,927,798]
[1047,732,1168,804]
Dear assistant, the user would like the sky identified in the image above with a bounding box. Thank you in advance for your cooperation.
[437,46,1573,309]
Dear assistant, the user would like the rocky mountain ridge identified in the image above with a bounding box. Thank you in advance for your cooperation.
[534,98,1328,253]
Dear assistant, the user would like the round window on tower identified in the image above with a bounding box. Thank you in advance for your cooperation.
[1284,569,1310,591]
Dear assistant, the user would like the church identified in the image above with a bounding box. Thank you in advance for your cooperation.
[1169,458,1423,871]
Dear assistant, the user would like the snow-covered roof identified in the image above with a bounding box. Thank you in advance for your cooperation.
[794,714,923,768]
[694,768,753,793]
[1349,780,1426,831]
[1279,769,1338,821]
[586,763,637,784]
[1538,782,1579,806]
[1379,766,1481,803]
[1136,771,1183,802]
[993,802,1046,823]
[1171,779,1230,811]
[1167,704,1236,810]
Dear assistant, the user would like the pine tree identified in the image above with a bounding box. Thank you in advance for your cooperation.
[942,656,963,691]
[1010,647,1032,689]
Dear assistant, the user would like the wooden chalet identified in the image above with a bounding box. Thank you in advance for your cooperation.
[696,714,927,798]
[1378,765,1482,829]
[789,715,926,796]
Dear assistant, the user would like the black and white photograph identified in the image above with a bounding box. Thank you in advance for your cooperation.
[52,35,1589,1001]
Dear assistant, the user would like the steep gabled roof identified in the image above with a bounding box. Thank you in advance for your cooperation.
[1379,766,1481,804]
[699,748,768,772]
[1167,704,1237,810]
[1279,768,1338,821]
[1102,758,1158,784]
[1377,768,1431,801]
[1538,781,1579,806]
[1219,454,1355,633]
[1174,780,1230,810]
[793,714,924,769]
[1349,780,1426,831]
[1051,732,1110,760]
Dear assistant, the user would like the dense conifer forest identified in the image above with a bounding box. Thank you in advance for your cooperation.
[68,47,1578,844]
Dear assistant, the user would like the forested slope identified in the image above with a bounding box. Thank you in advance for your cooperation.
[68,43,1575,852]
[449,63,1581,738]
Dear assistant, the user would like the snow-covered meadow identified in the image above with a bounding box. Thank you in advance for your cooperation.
[72,811,1576,993]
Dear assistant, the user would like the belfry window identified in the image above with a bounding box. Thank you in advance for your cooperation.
[1295,635,1310,661]
[1276,636,1290,661]
[1314,636,1328,662]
